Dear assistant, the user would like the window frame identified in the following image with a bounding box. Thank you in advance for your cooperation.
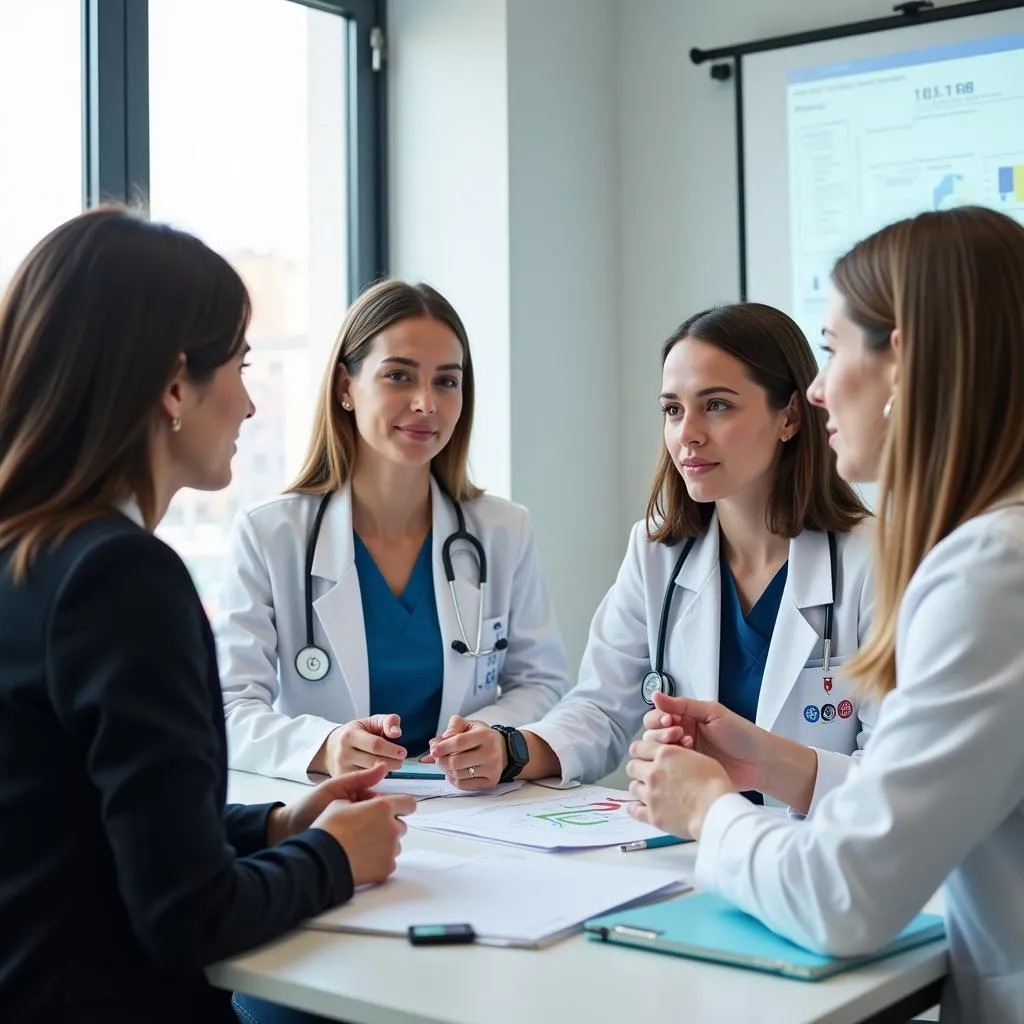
[82,0,388,296]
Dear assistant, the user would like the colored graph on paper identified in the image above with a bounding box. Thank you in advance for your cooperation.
[529,796,633,828]
[406,788,668,849]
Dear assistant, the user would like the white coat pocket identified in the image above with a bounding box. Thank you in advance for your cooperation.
[794,657,860,751]
[473,617,507,696]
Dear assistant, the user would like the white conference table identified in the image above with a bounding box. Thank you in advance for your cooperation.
[208,771,947,1024]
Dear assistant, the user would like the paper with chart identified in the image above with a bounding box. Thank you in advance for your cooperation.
[306,849,689,947]
[406,788,670,850]
[373,778,524,801]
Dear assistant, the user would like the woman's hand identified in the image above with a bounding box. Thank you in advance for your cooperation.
[641,692,820,814]
[641,691,772,793]
[424,716,506,790]
[626,741,732,840]
[267,762,390,844]
[312,714,407,776]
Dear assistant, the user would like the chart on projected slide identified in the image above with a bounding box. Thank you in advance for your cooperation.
[406,789,673,850]
[786,31,1024,352]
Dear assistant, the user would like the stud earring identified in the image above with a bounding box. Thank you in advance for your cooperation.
[341,400,353,411]
[170,416,182,433]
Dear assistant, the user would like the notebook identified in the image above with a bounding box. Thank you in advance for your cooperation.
[584,892,945,980]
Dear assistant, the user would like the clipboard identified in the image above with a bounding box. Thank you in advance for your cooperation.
[584,892,944,981]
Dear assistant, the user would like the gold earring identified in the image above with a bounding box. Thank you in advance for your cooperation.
[170,416,182,433]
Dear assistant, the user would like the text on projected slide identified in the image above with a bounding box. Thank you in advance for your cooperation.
[786,31,1024,347]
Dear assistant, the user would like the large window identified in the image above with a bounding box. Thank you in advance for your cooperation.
[0,0,83,291]
[149,0,355,614]
[0,0,386,616]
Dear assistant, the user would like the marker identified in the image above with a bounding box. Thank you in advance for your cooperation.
[620,834,693,852]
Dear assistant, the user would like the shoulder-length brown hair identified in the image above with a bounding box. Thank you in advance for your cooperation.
[0,206,250,580]
[288,278,481,500]
[646,302,868,545]
[839,206,1024,698]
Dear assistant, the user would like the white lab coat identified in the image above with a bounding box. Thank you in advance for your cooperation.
[216,478,570,782]
[695,497,1024,1023]
[527,515,877,786]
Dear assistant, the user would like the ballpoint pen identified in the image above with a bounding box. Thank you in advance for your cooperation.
[620,834,693,852]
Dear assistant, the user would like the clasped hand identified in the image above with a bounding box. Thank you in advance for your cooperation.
[626,691,769,839]
[321,713,506,790]
[267,763,415,886]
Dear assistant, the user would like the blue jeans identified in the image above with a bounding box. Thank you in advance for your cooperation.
[232,993,339,1024]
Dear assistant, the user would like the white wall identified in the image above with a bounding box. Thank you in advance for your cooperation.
[506,0,620,672]
[386,0,512,498]
[617,0,923,517]
[388,0,621,674]
[386,0,928,675]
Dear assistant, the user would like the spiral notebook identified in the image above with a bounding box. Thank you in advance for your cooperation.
[584,892,945,980]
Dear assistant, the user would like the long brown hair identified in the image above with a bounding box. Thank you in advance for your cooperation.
[288,278,481,500]
[0,206,251,580]
[838,206,1024,697]
[646,302,867,545]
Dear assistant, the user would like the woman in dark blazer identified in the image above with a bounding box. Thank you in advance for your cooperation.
[0,207,416,1023]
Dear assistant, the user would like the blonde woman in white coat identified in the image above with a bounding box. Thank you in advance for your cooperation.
[629,206,1024,1024]
[216,280,569,787]
[453,303,877,798]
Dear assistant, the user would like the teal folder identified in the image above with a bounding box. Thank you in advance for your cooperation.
[584,892,944,980]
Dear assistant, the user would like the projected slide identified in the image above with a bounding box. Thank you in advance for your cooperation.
[786,32,1024,339]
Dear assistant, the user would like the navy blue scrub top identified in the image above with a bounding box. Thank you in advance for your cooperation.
[354,530,444,756]
[718,558,789,806]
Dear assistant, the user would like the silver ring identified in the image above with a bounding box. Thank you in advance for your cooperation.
[468,766,476,778]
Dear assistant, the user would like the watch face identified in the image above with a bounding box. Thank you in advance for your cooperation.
[509,730,530,764]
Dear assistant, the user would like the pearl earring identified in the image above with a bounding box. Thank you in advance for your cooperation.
[170,416,182,433]
[341,400,353,411]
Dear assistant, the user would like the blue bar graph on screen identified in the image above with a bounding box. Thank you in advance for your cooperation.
[998,165,1024,203]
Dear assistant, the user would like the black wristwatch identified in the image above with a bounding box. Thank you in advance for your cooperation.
[491,725,529,782]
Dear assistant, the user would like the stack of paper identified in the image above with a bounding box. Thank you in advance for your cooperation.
[306,849,689,947]
[406,788,668,850]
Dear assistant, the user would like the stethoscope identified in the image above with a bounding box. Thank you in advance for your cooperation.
[295,490,508,682]
[640,530,838,706]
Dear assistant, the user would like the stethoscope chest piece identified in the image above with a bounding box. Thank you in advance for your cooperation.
[641,670,674,707]
[295,645,331,682]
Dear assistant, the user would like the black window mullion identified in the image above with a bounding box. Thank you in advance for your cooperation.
[290,0,388,294]
[83,0,149,210]
[83,0,383,290]
[345,0,388,297]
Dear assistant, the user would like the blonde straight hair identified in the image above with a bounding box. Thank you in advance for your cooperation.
[836,207,1024,697]
[288,279,481,501]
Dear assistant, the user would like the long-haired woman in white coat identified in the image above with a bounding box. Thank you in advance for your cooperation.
[216,280,569,787]
[629,206,1024,1023]
[455,303,874,798]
